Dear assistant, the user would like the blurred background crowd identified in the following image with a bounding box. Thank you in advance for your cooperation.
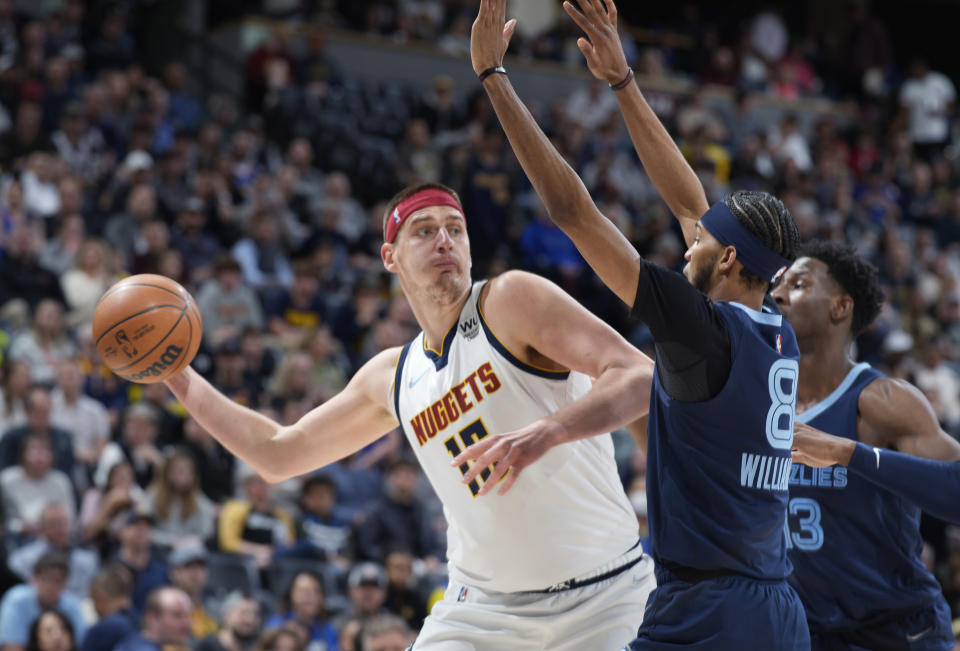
[0,0,958,649]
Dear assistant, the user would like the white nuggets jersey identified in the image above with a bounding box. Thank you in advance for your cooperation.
[391,281,639,593]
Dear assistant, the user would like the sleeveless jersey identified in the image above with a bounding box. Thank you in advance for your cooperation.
[787,363,945,632]
[646,301,800,580]
[392,281,639,593]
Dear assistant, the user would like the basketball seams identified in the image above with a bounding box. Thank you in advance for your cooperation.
[94,304,184,347]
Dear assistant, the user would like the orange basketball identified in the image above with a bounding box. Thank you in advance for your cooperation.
[92,274,203,384]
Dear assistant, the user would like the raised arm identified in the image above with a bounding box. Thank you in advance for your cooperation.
[452,270,653,494]
[164,348,401,482]
[472,0,641,306]
[793,379,960,522]
[563,0,708,246]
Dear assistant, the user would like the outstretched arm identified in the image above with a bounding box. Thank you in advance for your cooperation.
[563,0,708,246]
[472,0,641,306]
[165,348,400,482]
[452,270,653,495]
[793,379,960,522]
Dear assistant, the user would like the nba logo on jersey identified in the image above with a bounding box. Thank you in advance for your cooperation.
[459,317,480,340]
[457,586,469,602]
[776,334,782,354]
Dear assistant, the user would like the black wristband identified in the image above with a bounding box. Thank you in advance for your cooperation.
[478,65,507,83]
[609,68,635,91]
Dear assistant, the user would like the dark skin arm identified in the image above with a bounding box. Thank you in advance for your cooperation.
[792,378,960,467]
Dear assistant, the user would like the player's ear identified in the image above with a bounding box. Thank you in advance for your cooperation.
[830,294,854,325]
[717,245,737,274]
[381,242,398,273]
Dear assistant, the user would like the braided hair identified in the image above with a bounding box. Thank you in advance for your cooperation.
[724,190,801,290]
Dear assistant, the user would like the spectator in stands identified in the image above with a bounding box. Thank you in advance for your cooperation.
[143,448,215,550]
[264,571,337,650]
[114,587,193,651]
[266,260,329,348]
[37,215,85,279]
[382,548,426,631]
[230,210,294,293]
[104,182,157,257]
[180,416,235,504]
[0,552,86,650]
[302,327,350,404]
[79,461,143,555]
[25,609,76,651]
[210,338,259,407]
[359,615,412,651]
[59,239,115,329]
[333,563,388,634]
[197,255,266,349]
[94,402,164,489]
[1,433,75,535]
[114,512,168,613]
[170,196,218,283]
[218,469,295,569]
[355,459,440,566]
[195,592,261,651]
[168,546,217,639]
[82,564,138,651]
[899,58,956,160]
[0,386,76,479]
[0,361,30,434]
[280,474,351,565]
[0,227,65,310]
[251,625,304,651]
[50,360,109,474]
[8,300,76,386]
[9,504,97,600]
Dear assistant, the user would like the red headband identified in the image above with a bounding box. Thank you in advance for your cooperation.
[385,189,463,243]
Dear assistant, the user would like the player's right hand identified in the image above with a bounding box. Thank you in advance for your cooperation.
[450,419,564,496]
[563,0,630,86]
[791,422,857,468]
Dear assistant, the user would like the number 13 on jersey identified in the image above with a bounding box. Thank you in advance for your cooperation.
[444,419,495,497]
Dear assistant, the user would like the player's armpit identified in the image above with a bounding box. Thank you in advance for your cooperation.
[859,378,960,462]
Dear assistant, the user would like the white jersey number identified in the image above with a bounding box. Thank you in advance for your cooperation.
[766,359,799,450]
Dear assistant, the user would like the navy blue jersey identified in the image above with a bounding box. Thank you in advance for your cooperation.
[788,363,945,634]
[646,301,800,580]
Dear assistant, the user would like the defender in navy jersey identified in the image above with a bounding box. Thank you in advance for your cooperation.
[773,241,960,650]
[464,0,808,647]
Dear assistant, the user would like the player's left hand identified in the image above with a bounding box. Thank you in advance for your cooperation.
[471,0,517,76]
[791,421,856,468]
[563,0,630,86]
[450,419,563,496]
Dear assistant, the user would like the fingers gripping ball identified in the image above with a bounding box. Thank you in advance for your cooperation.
[93,274,202,383]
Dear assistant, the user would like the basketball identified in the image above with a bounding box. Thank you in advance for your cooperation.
[92,274,203,384]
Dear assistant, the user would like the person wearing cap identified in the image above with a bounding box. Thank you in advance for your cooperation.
[0,551,87,650]
[471,0,807,647]
[164,171,656,648]
[115,511,169,614]
[168,545,218,639]
[332,563,389,635]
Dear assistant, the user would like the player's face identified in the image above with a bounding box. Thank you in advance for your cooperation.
[682,223,723,293]
[382,205,472,305]
[771,257,842,340]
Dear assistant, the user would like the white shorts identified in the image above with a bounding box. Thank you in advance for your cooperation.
[412,548,655,650]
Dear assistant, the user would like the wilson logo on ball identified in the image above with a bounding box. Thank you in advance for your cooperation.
[125,344,184,382]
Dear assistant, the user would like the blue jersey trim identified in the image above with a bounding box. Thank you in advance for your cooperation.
[797,362,872,425]
[422,324,457,371]
[393,342,413,434]
[475,281,570,381]
[728,301,783,326]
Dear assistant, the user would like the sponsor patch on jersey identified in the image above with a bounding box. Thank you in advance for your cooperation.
[459,316,479,340]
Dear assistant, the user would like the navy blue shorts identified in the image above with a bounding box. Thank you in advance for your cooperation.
[810,597,954,651]
[625,568,809,650]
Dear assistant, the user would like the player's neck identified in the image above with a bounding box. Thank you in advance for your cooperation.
[707,279,765,311]
[796,335,856,410]
[408,287,471,352]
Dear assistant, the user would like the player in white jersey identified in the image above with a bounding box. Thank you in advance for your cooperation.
[162,181,657,650]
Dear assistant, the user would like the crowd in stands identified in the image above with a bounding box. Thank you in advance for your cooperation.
[0,0,957,649]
